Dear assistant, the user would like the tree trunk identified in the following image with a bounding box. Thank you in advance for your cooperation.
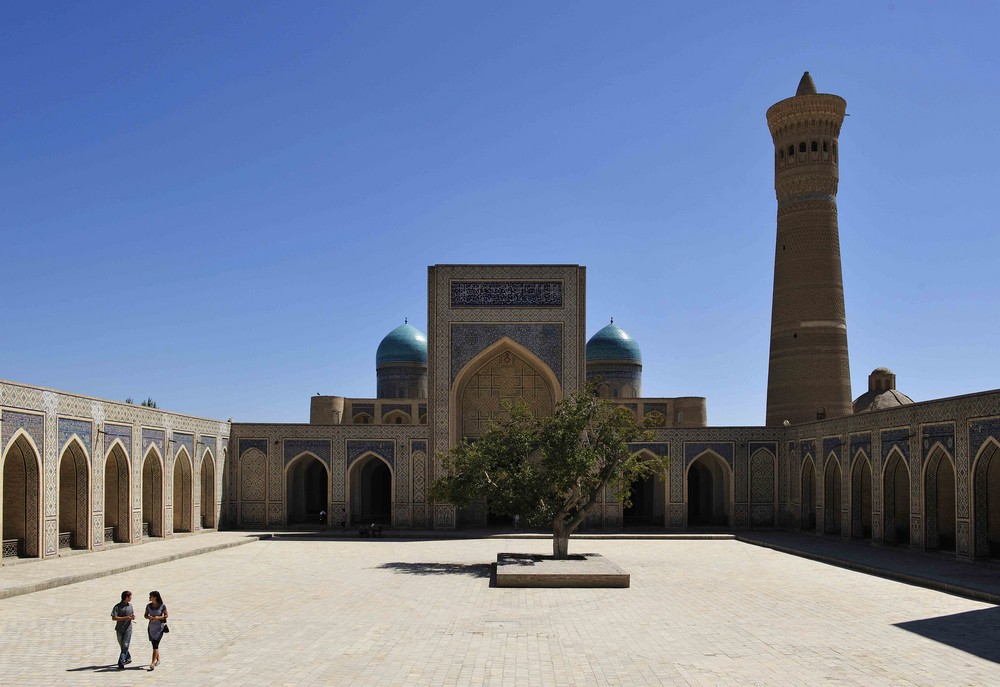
[552,525,570,559]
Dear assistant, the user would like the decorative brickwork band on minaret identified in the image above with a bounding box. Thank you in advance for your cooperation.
[765,72,853,426]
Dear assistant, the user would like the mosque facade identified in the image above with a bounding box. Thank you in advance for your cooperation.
[3,74,999,565]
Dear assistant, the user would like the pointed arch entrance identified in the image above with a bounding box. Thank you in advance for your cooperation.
[173,449,193,533]
[800,456,816,531]
[972,439,1000,560]
[850,452,873,540]
[286,454,328,526]
[2,433,42,559]
[451,338,560,444]
[923,445,956,552]
[201,451,216,529]
[883,449,910,546]
[349,454,392,525]
[142,448,164,538]
[823,456,842,536]
[623,450,665,526]
[58,438,90,550]
[104,443,131,543]
[686,451,730,527]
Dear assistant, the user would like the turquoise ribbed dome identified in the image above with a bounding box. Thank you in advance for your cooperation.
[376,323,427,366]
[586,322,641,363]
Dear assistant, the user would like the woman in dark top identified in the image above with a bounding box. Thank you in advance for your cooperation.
[143,590,168,671]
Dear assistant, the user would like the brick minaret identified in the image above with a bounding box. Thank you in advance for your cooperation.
[765,72,852,426]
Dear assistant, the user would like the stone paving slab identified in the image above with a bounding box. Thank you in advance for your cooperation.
[495,552,630,588]
[0,538,998,686]
[736,531,1000,605]
[0,532,261,600]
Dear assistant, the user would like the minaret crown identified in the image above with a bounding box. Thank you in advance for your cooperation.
[796,71,817,96]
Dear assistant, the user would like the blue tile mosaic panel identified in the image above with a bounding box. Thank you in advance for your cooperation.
[628,442,669,458]
[104,423,132,456]
[799,439,816,459]
[142,429,165,457]
[450,323,563,384]
[172,432,194,459]
[352,403,375,417]
[347,440,394,467]
[239,438,267,456]
[58,418,92,454]
[881,428,910,461]
[450,281,563,308]
[284,439,331,466]
[849,433,871,460]
[684,442,734,467]
[2,411,44,453]
[969,417,1000,457]
[198,435,216,458]
[822,436,843,461]
[411,440,427,454]
[921,423,954,459]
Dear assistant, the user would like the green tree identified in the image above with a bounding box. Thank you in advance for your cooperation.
[430,386,668,559]
[140,398,157,408]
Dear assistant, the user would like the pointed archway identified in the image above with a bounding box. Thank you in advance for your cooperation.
[142,448,164,538]
[58,438,90,550]
[172,449,193,533]
[823,456,842,536]
[104,443,131,543]
[201,451,216,529]
[686,451,730,526]
[286,453,328,526]
[883,449,910,546]
[800,456,816,531]
[850,452,873,540]
[623,450,665,527]
[923,445,956,552]
[451,337,560,445]
[972,439,1000,560]
[2,432,42,559]
[349,454,392,525]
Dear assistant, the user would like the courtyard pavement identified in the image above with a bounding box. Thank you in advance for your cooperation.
[1,535,998,686]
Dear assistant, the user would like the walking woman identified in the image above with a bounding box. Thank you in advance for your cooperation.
[144,590,169,671]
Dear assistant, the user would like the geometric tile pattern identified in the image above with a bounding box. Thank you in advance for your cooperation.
[451,323,564,384]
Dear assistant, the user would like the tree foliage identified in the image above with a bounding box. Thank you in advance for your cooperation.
[430,386,668,558]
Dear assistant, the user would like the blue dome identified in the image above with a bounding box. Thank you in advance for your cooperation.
[376,323,427,366]
[586,322,641,363]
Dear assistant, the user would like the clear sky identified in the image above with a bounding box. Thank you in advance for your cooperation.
[2,2,998,425]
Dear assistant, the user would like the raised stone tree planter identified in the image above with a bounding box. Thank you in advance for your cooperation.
[494,552,629,588]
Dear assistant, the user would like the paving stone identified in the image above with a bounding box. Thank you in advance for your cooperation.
[0,537,998,686]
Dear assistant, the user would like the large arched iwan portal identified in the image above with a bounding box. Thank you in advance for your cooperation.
[451,338,560,445]
[686,451,730,527]
[972,438,1000,560]
[350,454,392,525]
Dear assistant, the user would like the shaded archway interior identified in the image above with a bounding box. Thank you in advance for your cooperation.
[350,456,391,525]
[201,453,216,529]
[287,455,328,526]
[58,440,89,549]
[142,450,164,538]
[104,444,130,543]
[883,451,910,546]
[173,450,193,533]
[2,435,41,558]
[687,453,729,526]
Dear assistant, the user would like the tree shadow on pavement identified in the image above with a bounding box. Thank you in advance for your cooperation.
[376,561,496,585]
[895,605,1000,664]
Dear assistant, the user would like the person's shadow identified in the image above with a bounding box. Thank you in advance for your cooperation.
[66,664,142,673]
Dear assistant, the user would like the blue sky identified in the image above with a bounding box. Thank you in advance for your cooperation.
[2,2,998,425]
